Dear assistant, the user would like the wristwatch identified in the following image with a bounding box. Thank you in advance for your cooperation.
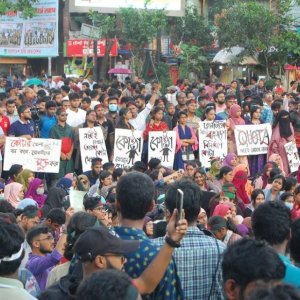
[165,236,181,248]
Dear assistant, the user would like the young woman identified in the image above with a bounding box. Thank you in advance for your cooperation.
[16,169,34,193]
[292,185,300,220]
[268,110,294,175]
[243,189,265,218]
[222,153,238,168]
[209,166,233,194]
[254,162,278,189]
[280,192,294,211]
[174,111,198,170]
[194,168,209,191]
[245,106,266,176]
[4,182,24,208]
[116,108,133,129]
[263,174,285,202]
[25,178,46,208]
[202,106,216,121]
[206,158,222,182]
[232,170,250,204]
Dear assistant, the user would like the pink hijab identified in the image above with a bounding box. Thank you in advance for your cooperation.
[212,204,231,217]
[268,154,285,175]
[229,104,245,125]
[4,182,24,208]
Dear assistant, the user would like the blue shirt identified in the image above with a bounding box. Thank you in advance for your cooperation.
[154,226,226,300]
[217,110,229,120]
[8,120,35,137]
[279,254,300,291]
[39,114,57,138]
[261,104,273,125]
[114,226,184,300]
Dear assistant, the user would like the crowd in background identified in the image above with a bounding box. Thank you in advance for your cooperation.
[0,73,300,300]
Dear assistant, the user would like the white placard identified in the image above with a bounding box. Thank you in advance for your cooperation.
[79,127,109,172]
[4,137,61,173]
[69,189,86,212]
[113,129,143,169]
[148,131,176,169]
[284,141,300,173]
[234,124,272,156]
[199,121,227,168]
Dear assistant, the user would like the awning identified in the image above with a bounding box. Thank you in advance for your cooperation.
[0,58,27,64]
[212,47,258,65]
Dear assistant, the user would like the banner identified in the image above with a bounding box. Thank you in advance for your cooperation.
[284,141,300,173]
[234,124,272,156]
[148,131,176,169]
[4,137,61,173]
[199,121,227,168]
[113,129,143,169]
[79,127,109,172]
[66,39,118,57]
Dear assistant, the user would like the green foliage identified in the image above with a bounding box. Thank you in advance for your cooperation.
[118,5,166,49]
[87,11,117,38]
[0,0,39,18]
[168,6,213,48]
[178,43,208,79]
[214,0,300,77]
[156,62,173,94]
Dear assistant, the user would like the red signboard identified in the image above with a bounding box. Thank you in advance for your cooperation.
[66,38,118,57]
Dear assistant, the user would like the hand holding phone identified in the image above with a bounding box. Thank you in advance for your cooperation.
[176,189,184,222]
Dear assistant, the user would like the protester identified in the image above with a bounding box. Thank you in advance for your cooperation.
[16,169,35,193]
[24,178,46,208]
[4,182,24,208]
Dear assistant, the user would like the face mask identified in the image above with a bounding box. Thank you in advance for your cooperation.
[36,188,44,195]
[285,202,293,211]
[0,194,4,201]
[109,104,118,112]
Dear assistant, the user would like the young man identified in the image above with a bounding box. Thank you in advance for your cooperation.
[252,201,300,291]
[8,104,35,138]
[154,179,226,300]
[66,93,86,128]
[217,95,236,120]
[114,172,184,299]
[175,92,187,114]
[50,108,74,178]
[39,100,57,138]
[81,97,92,111]
[0,220,36,300]
[222,238,286,300]
[83,157,102,185]
[5,99,19,124]
[43,208,66,243]
[105,96,120,128]
[214,91,226,114]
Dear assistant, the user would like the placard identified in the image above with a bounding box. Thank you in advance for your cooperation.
[199,121,227,168]
[0,0,59,57]
[148,131,176,169]
[79,127,109,172]
[113,129,143,169]
[284,141,300,173]
[234,124,272,156]
[4,137,61,173]
[69,190,86,212]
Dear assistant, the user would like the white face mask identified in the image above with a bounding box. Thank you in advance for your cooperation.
[285,202,293,211]
[36,188,44,195]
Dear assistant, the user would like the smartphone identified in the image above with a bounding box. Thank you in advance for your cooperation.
[176,189,184,222]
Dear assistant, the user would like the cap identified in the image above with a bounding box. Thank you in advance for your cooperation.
[74,227,139,261]
[208,216,227,233]
[167,85,176,92]
[17,198,38,210]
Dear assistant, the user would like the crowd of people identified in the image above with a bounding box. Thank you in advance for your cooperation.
[0,74,300,299]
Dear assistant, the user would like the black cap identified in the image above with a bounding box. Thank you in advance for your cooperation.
[74,227,139,261]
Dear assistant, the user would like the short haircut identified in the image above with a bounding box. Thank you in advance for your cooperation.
[17,104,28,116]
[45,100,57,109]
[69,92,80,101]
[165,179,201,223]
[252,201,291,245]
[26,225,49,247]
[76,270,138,300]
[21,205,39,219]
[82,97,91,104]
[112,168,124,182]
[0,220,25,276]
[6,99,16,106]
[46,208,65,225]
[108,96,118,103]
[0,200,15,213]
[116,172,154,220]
[222,238,285,294]
[61,85,70,93]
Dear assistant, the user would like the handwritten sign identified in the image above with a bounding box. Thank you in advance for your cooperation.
[4,137,61,173]
[79,127,108,172]
[113,129,143,169]
[69,190,86,212]
[234,124,272,156]
[285,141,300,173]
[199,121,227,168]
[148,131,176,169]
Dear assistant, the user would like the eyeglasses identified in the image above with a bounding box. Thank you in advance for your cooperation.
[36,235,54,242]
[104,254,126,263]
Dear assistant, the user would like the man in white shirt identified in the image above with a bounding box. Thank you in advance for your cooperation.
[66,93,86,127]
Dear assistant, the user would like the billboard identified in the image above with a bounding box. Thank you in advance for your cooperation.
[70,0,184,16]
[0,0,58,57]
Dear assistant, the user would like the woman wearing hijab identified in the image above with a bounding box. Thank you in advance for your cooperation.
[254,162,278,189]
[41,187,67,217]
[232,170,250,204]
[4,182,25,208]
[25,178,46,208]
[206,157,221,181]
[268,153,285,176]
[209,166,233,194]
[222,153,238,168]
[15,169,34,193]
[232,164,253,196]
[268,110,294,175]
[227,104,245,154]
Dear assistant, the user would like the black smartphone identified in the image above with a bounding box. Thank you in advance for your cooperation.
[176,189,184,222]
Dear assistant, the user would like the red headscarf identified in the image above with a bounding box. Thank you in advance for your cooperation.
[232,170,250,204]
[212,204,231,217]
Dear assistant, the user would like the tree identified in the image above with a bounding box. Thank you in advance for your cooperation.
[0,0,39,18]
[214,0,300,78]
[118,1,167,75]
